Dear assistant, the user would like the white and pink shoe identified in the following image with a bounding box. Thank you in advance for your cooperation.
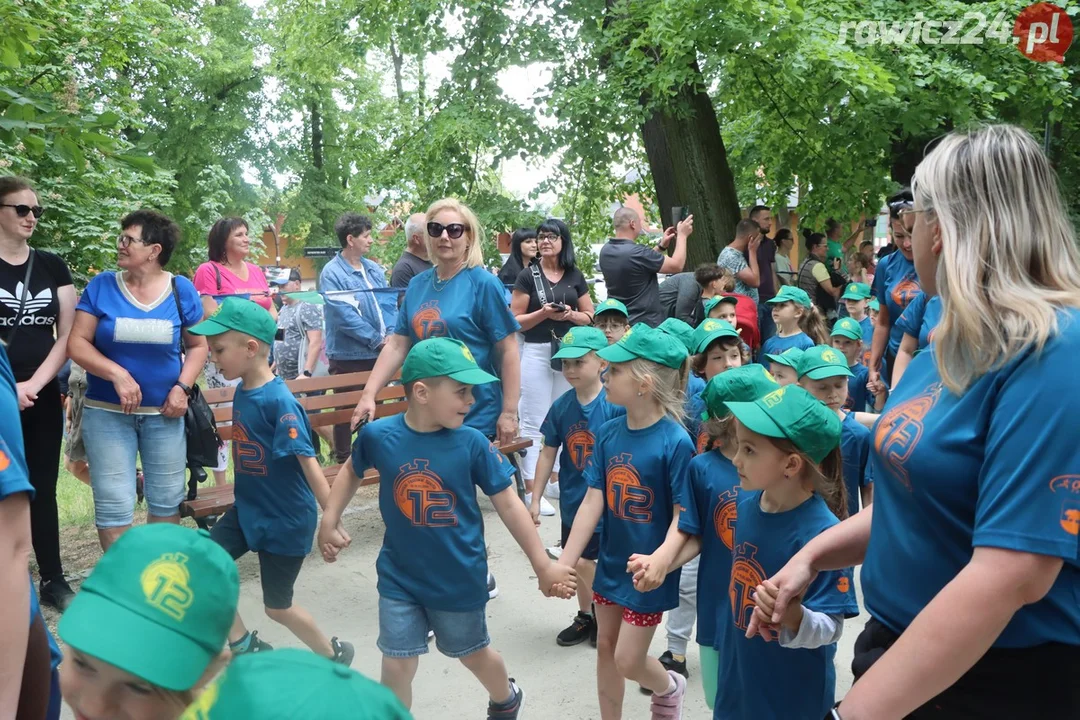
[650,669,686,719]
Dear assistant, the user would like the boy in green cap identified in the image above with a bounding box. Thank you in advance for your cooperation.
[764,346,804,387]
[530,326,626,646]
[831,317,886,414]
[187,297,354,664]
[721,384,857,719]
[319,337,575,719]
[797,345,874,517]
[840,281,874,344]
[181,648,412,720]
[628,365,778,712]
[593,298,630,345]
[58,524,240,720]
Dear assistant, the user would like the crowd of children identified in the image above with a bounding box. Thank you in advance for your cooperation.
[35,279,895,720]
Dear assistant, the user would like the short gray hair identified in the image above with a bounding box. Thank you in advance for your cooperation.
[404,213,426,245]
[613,206,639,231]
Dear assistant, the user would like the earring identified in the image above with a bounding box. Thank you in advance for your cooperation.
[637,391,643,396]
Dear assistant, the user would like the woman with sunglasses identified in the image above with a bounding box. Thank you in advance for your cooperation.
[67,210,209,552]
[867,190,921,388]
[350,198,521,594]
[0,176,77,611]
[510,218,593,515]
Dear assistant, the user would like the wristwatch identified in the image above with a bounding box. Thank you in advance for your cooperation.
[302,370,313,377]
[174,381,194,397]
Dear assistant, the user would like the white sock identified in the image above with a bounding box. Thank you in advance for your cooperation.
[660,673,677,696]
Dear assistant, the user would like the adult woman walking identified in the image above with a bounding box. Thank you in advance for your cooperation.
[0,177,77,610]
[68,210,207,551]
[751,125,1080,718]
[350,198,520,596]
[510,218,593,511]
[193,218,275,484]
[868,191,920,387]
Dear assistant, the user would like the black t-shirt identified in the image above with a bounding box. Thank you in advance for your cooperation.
[514,265,589,343]
[598,238,666,327]
[0,249,74,381]
[390,251,432,289]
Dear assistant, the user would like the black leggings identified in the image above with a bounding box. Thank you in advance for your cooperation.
[853,617,1080,718]
[20,379,64,581]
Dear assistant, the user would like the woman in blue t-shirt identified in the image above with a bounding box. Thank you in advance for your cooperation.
[67,210,208,551]
[752,125,1080,718]
[868,189,921,387]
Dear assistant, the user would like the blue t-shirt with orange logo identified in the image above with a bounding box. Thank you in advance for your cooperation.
[354,414,514,611]
[728,492,858,720]
[677,450,739,652]
[231,377,318,557]
[586,415,694,613]
[540,387,625,525]
[872,251,920,357]
[395,266,520,436]
[863,310,1080,648]
[840,411,872,518]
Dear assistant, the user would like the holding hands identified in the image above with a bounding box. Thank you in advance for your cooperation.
[539,560,577,599]
[626,552,669,592]
[317,518,352,563]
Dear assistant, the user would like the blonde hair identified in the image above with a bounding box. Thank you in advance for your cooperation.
[719,268,736,293]
[425,198,486,269]
[703,415,737,452]
[771,439,847,520]
[626,357,690,427]
[787,302,827,344]
[913,124,1080,393]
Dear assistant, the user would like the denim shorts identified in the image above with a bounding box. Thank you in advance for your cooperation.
[378,594,489,659]
[83,406,187,527]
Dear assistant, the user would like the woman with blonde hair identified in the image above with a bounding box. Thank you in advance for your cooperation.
[349,198,521,596]
[748,124,1080,718]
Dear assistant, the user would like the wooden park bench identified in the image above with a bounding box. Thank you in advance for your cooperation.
[179,370,531,529]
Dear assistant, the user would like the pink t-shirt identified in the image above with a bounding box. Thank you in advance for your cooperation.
[193,261,272,309]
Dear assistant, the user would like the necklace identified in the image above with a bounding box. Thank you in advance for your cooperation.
[431,264,464,292]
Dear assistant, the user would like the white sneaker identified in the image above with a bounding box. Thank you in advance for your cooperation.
[524,493,556,516]
[546,545,563,560]
[545,481,561,500]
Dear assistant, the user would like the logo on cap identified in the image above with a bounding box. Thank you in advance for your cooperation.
[141,553,195,622]
[762,387,786,407]
[821,349,842,363]
[563,331,575,344]
[461,344,475,363]
[761,367,776,382]
[848,284,857,292]
[621,326,634,341]
[703,320,721,332]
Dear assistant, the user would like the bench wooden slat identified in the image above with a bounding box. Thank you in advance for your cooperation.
[215,399,409,439]
[211,386,408,423]
[202,370,402,405]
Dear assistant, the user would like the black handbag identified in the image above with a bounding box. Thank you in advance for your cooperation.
[171,279,222,498]
[529,263,565,372]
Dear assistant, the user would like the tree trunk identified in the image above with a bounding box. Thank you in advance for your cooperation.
[640,68,742,269]
[309,96,323,171]
[389,34,406,108]
[417,50,426,119]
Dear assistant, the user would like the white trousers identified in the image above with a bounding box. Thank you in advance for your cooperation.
[518,341,572,481]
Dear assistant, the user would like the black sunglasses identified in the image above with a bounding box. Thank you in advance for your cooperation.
[427,222,468,240]
[1,204,45,219]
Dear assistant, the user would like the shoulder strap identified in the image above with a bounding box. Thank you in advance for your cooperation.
[529,262,549,305]
[3,249,35,346]
[170,276,185,357]
[213,263,222,293]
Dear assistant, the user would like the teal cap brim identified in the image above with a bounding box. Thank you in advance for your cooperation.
[186,318,231,337]
[693,330,739,355]
[802,366,855,380]
[725,401,787,442]
[841,292,866,301]
[830,328,862,341]
[765,354,797,368]
[446,368,500,385]
[596,343,637,364]
[552,346,593,360]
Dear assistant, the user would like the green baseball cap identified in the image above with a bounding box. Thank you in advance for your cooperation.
[181,649,413,720]
[798,344,854,380]
[188,296,278,346]
[831,317,864,341]
[594,298,628,318]
[703,295,738,317]
[765,347,805,369]
[58,524,239,692]
[657,318,696,353]
[699,365,780,420]
[401,337,498,385]
[840,282,872,301]
[868,297,880,311]
[690,318,740,355]
[726,384,842,463]
[553,326,609,359]
[597,323,688,369]
[767,285,812,308]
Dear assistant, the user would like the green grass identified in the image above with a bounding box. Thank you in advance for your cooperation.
[56,464,95,527]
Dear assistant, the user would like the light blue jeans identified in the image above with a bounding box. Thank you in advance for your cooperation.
[83,406,187,527]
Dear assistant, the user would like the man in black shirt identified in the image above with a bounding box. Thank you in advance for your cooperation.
[389,213,432,292]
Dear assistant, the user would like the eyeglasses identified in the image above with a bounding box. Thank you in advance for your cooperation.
[537,233,560,242]
[117,233,150,248]
[0,204,45,219]
[898,207,933,218]
[427,222,468,240]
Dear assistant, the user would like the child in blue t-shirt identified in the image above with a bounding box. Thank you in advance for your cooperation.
[557,324,695,718]
[892,291,943,386]
[831,317,887,416]
[725,385,859,719]
[529,327,625,647]
[797,346,873,517]
[188,298,353,664]
[593,298,631,345]
[320,336,574,718]
[761,286,825,356]
[765,347,804,386]
[629,365,780,713]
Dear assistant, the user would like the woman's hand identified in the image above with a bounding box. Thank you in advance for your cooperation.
[112,370,143,414]
[351,393,376,432]
[745,553,818,639]
[15,381,39,411]
[548,304,572,322]
[497,410,518,446]
[160,385,189,418]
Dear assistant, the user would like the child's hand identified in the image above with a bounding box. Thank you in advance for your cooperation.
[626,553,652,585]
[538,560,577,598]
[529,499,542,527]
[748,580,802,639]
[318,519,350,563]
[629,553,668,592]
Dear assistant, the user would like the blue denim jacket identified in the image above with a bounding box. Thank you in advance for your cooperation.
[319,253,398,361]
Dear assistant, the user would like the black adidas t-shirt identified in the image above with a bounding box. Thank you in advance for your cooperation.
[0,250,74,381]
